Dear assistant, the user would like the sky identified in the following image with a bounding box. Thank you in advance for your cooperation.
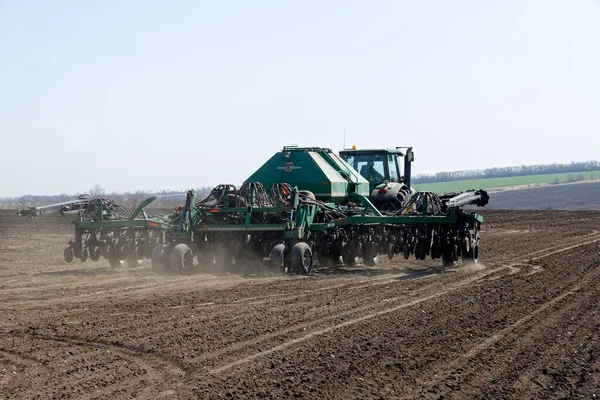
[1,0,599,197]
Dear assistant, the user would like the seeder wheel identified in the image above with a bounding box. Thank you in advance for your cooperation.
[169,244,194,275]
[291,242,313,275]
[151,244,170,274]
[269,243,288,273]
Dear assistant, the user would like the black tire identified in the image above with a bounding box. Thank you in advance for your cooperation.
[64,247,74,263]
[291,242,313,275]
[269,244,287,273]
[169,243,194,275]
[89,246,101,261]
[151,244,170,274]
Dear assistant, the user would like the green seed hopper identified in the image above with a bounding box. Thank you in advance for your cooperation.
[245,146,370,203]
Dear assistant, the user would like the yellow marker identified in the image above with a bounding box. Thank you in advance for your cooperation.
[352,145,356,150]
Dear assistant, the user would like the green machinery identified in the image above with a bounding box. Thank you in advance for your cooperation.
[64,196,173,267]
[143,145,489,274]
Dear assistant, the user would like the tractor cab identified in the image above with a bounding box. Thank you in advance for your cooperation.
[339,146,414,192]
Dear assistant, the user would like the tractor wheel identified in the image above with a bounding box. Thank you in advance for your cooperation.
[151,244,170,274]
[89,246,101,262]
[269,244,287,273]
[291,242,313,275]
[64,247,74,263]
[169,244,194,275]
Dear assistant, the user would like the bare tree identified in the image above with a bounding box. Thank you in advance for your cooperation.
[89,184,106,198]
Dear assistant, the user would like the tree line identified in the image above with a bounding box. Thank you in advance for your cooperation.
[413,160,600,184]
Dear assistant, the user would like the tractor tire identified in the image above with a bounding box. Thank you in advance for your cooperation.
[291,242,313,275]
[269,244,287,273]
[151,244,170,274]
[169,243,194,275]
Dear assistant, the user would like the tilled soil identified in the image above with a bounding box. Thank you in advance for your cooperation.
[1,209,600,399]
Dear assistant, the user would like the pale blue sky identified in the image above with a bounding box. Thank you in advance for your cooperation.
[1,0,599,196]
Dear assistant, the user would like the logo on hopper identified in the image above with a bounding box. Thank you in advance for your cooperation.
[278,162,302,172]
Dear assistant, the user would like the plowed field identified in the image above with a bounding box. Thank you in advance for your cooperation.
[1,210,600,399]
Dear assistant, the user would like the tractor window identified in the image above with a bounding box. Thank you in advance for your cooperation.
[388,155,399,182]
[349,156,386,184]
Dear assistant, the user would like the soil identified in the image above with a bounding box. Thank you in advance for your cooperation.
[484,181,600,210]
[1,209,600,399]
